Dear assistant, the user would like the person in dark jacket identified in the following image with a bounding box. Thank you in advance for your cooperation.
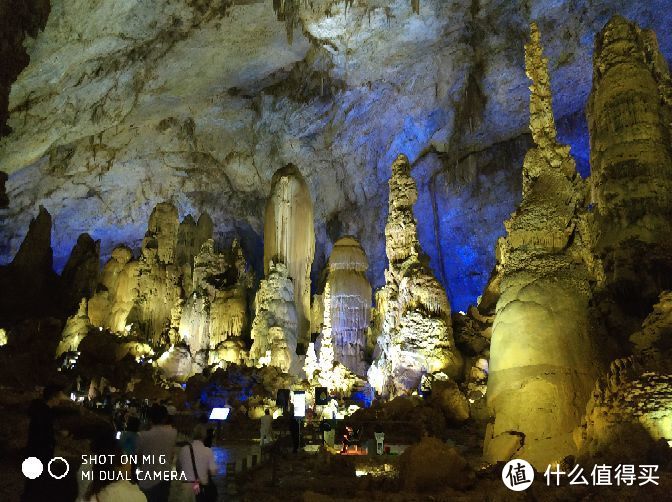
[21,384,65,502]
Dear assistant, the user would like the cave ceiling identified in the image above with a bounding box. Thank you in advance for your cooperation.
[0,0,670,311]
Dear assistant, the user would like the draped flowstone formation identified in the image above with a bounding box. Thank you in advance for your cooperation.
[263,164,315,348]
[485,24,599,468]
[587,15,672,325]
[368,154,462,396]
[324,237,372,376]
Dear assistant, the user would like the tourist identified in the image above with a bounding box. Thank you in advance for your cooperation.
[83,431,146,502]
[21,384,64,501]
[136,404,177,502]
[176,426,218,502]
[119,415,141,455]
[288,405,300,453]
[260,408,273,446]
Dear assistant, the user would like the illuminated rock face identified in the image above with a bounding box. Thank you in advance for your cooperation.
[486,24,599,469]
[579,293,672,462]
[587,16,672,319]
[264,164,315,348]
[325,236,372,376]
[82,202,251,375]
[369,154,461,395]
[178,239,251,364]
[249,261,298,374]
[56,298,91,357]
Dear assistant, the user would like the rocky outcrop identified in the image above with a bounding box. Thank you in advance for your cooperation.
[485,24,599,469]
[0,205,58,319]
[177,239,251,365]
[264,165,315,348]
[82,202,251,378]
[577,291,672,462]
[368,154,462,396]
[59,232,99,314]
[587,15,672,326]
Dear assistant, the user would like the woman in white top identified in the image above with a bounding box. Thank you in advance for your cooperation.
[176,426,217,502]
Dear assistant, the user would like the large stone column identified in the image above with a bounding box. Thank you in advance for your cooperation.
[369,154,461,396]
[263,164,315,348]
[485,24,598,468]
[587,15,672,318]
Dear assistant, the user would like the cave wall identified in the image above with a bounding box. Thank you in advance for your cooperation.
[1,0,671,311]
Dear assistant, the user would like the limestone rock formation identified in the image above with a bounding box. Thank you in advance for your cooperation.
[249,261,298,374]
[368,154,462,396]
[587,15,672,331]
[485,24,599,469]
[56,298,92,357]
[83,202,251,376]
[60,233,100,314]
[578,291,672,462]
[311,283,361,394]
[264,164,315,348]
[146,202,180,265]
[87,245,139,332]
[0,205,58,319]
[323,236,372,376]
[178,238,251,367]
[10,205,53,279]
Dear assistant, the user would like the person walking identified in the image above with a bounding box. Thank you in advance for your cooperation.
[260,409,273,445]
[176,427,217,502]
[21,384,64,502]
[136,404,177,502]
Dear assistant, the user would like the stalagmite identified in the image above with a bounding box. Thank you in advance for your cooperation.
[87,245,140,332]
[485,24,599,469]
[60,233,100,314]
[264,164,315,348]
[56,298,92,357]
[249,261,298,374]
[146,202,179,265]
[368,154,462,396]
[313,282,360,394]
[324,236,372,376]
[587,15,672,318]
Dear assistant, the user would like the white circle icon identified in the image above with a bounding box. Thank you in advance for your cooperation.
[502,459,534,491]
[22,457,44,479]
[48,457,70,479]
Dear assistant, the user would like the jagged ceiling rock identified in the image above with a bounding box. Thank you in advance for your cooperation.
[0,0,671,310]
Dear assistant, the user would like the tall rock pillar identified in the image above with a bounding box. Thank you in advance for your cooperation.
[587,15,672,323]
[368,154,461,396]
[485,24,599,468]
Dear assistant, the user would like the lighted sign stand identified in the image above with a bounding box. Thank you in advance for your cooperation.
[293,391,306,418]
[209,407,231,420]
